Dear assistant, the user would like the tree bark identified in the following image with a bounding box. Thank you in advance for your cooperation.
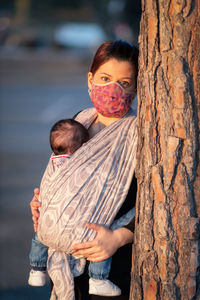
[130,0,200,299]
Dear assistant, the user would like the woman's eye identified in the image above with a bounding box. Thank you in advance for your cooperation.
[119,81,130,88]
[101,76,110,82]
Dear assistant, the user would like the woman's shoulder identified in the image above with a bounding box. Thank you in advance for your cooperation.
[72,111,83,119]
[73,108,96,120]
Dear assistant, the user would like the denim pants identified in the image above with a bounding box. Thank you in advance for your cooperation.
[29,233,48,270]
[88,257,112,280]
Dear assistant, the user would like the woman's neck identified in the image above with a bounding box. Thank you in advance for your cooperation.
[88,113,120,138]
[96,113,120,126]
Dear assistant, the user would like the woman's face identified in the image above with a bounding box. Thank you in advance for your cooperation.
[88,58,136,96]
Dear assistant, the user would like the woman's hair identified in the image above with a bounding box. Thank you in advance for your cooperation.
[90,40,139,88]
[50,119,89,155]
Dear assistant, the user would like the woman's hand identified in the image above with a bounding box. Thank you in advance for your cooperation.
[71,222,134,262]
[30,188,41,232]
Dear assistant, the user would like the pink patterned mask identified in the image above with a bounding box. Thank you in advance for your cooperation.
[90,82,133,117]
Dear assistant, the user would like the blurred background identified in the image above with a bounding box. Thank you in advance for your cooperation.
[0,0,141,299]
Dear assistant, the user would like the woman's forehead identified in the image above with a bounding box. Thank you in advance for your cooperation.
[95,59,135,78]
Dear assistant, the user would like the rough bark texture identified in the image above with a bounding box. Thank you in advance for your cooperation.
[130,0,200,299]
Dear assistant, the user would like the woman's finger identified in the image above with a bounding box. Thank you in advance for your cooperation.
[30,188,40,206]
[30,199,41,207]
[34,224,38,232]
[72,245,101,257]
[33,188,40,199]
[32,214,39,222]
[72,223,107,250]
[30,188,41,232]
[71,223,121,261]
[30,203,41,213]
[86,222,105,232]
[72,239,97,251]
[32,214,39,232]
[31,206,40,216]
[87,254,108,262]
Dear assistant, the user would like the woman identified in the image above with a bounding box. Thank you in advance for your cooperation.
[30,40,138,299]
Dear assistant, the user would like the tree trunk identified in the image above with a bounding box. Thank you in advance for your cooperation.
[130,0,200,299]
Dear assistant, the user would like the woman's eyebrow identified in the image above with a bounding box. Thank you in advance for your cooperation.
[119,77,133,80]
[98,72,112,76]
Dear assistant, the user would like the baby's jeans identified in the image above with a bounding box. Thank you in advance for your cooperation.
[29,233,48,271]
[89,258,112,280]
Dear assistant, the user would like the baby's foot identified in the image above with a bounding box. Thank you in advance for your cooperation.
[89,278,121,296]
[28,269,47,286]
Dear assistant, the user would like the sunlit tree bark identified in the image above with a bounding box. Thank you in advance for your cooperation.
[130,0,200,299]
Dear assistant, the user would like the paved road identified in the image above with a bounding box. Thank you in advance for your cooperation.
[0,48,91,299]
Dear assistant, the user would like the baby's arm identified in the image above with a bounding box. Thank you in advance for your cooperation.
[110,207,136,231]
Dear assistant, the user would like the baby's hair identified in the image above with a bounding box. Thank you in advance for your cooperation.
[50,119,89,155]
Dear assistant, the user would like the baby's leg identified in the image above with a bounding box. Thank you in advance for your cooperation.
[89,258,111,280]
[28,233,48,286]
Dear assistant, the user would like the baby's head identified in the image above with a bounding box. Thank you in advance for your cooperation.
[50,119,89,155]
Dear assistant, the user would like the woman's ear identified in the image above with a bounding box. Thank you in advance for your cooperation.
[88,72,93,91]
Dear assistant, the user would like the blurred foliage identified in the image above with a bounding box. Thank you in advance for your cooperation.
[30,0,85,14]
[0,0,141,47]
[0,0,141,25]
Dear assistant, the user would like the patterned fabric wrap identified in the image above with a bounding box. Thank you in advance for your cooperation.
[37,107,137,300]
[90,82,133,117]
[51,154,71,167]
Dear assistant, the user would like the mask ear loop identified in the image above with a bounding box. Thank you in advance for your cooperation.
[90,81,135,97]
[91,81,127,92]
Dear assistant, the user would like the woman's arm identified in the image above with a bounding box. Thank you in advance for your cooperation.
[71,222,134,262]
[30,188,134,259]
[30,188,41,232]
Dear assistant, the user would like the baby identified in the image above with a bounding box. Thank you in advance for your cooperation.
[28,118,122,296]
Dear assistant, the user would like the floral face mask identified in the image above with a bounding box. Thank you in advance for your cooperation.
[90,81,134,118]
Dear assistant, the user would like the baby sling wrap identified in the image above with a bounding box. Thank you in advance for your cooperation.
[37,107,137,300]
